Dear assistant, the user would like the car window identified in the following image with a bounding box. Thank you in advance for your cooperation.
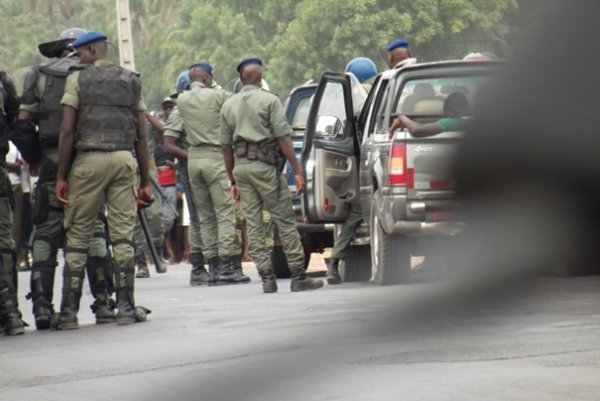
[394,75,488,117]
[373,84,392,136]
[290,96,311,129]
[317,81,347,121]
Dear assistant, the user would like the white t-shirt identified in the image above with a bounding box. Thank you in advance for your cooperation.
[6,141,21,186]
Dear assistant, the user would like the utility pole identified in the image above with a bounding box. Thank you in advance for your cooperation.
[115,0,135,71]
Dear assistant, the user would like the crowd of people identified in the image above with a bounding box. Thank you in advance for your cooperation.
[0,25,420,336]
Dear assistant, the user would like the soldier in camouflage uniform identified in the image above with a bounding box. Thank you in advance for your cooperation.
[165,63,249,285]
[12,28,117,329]
[55,31,152,329]
[0,69,25,335]
[162,72,207,285]
[221,57,323,293]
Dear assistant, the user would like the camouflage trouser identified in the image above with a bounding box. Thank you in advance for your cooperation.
[188,147,238,259]
[0,166,16,294]
[331,201,363,261]
[133,170,164,265]
[233,159,304,275]
[30,158,111,312]
[63,151,137,307]
[178,160,203,260]
[234,207,275,254]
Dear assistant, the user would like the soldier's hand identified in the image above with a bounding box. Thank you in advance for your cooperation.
[56,179,68,204]
[295,174,305,195]
[137,185,153,209]
[230,184,239,206]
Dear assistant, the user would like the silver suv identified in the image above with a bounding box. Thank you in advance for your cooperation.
[302,61,502,284]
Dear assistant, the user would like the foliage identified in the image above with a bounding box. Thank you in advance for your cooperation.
[0,0,528,109]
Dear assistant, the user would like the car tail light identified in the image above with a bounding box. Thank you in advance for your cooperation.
[389,143,407,186]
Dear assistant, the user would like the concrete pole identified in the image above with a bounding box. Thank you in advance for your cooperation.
[115,0,136,70]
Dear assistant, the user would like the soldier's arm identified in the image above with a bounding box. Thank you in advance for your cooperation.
[277,135,304,195]
[13,69,42,166]
[220,105,235,183]
[162,108,187,160]
[163,136,187,161]
[55,105,77,203]
[145,111,165,135]
[269,96,304,193]
[135,111,151,188]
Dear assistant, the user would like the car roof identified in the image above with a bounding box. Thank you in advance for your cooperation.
[377,59,504,80]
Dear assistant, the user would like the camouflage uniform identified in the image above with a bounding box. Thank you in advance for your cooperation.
[166,81,248,285]
[0,70,24,335]
[58,59,147,328]
[221,83,322,292]
[15,57,116,328]
[163,108,205,283]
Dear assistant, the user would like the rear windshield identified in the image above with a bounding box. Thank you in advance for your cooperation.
[395,75,489,117]
[290,96,311,129]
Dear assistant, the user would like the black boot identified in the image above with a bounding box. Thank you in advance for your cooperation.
[207,256,220,286]
[56,265,85,330]
[135,262,150,279]
[326,258,342,285]
[291,269,324,292]
[189,252,209,286]
[259,270,278,293]
[87,256,116,324]
[232,255,251,283]
[213,257,251,285]
[114,264,136,325]
[0,285,25,336]
[29,261,56,330]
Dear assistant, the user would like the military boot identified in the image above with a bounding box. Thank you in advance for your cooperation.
[259,270,278,293]
[207,256,220,287]
[135,262,150,279]
[0,286,25,336]
[114,265,136,325]
[86,256,116,324]
[189,252,209,286]
[326,258,342,285]
[29,261,56,330]
[291,270,324,292]
[232,255,251,283]
[213,257,251,286]
[56,278,84,330]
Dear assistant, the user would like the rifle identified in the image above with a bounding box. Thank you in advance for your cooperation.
[136,196,167,274]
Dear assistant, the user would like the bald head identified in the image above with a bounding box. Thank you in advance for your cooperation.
[189,66,213,86]
[75,41,108,64]
[240,64,262,86]
[387,47,411,68]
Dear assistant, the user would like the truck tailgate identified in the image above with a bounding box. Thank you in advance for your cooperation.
[406,131,462,204]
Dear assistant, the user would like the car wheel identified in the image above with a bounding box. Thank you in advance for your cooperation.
[339,245,371,282]
[370,192,413,285]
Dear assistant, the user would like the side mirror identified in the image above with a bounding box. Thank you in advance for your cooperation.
[315,115,343,138]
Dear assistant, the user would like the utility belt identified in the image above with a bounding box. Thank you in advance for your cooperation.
[234,140,285,172]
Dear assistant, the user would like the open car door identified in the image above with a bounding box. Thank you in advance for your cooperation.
[302,72,360,223]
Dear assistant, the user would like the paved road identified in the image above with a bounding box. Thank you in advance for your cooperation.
[2,259,599,401]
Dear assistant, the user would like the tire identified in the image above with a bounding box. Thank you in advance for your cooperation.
[271,245,311,279]
[370,192,414,285]
[339,245,371,282]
